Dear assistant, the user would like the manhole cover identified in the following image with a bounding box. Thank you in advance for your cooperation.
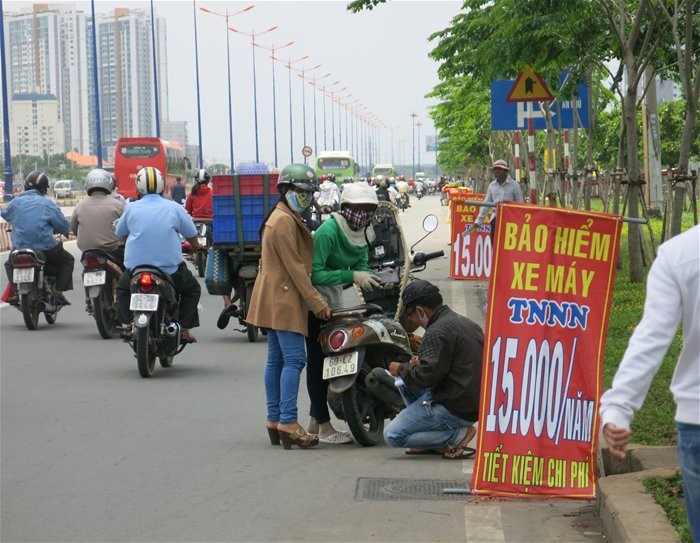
[355,477,469,501]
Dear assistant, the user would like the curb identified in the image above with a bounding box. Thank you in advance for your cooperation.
[597,446,682,542]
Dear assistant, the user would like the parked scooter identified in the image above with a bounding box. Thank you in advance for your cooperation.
[6,248,63,330]
[319,204,444,445]
[81,249,124,339]
[123,266,191,377]
[230,258,261,342]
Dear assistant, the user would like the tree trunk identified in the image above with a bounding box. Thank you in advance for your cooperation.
[623,88,643,283]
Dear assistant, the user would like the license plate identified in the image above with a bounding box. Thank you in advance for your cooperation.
[322,351,359,380]
[83,270,106,286]
[197,237,207,246]
[13,268,34,283]
[129,293,159,311]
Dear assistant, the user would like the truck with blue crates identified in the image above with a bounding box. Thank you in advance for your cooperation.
[208,164,278,341]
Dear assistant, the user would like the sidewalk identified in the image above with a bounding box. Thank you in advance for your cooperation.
[405,197,682,543]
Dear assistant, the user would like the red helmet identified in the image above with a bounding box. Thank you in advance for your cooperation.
[320,174,328,181]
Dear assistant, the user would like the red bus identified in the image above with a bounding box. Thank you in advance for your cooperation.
[113,137,189,199]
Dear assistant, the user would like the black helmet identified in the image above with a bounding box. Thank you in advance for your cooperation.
[277,164,319,194]
[25,171,50,195]
[194,168,211,185]
[327,173,336,183]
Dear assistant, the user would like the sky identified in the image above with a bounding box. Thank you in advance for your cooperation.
[5,0,463,168]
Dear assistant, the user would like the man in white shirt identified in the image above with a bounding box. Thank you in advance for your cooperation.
[599,225,700,542]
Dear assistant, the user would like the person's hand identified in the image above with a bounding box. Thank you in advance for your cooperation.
[315,306,332,321]
[468,223,479,234]
[353,271,381,290]
[602,423,632,459]
[409,355,420,366]
[388,361,402,376]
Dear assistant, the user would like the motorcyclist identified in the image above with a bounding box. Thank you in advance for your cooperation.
[185,168,213,220]
[306,183,381,443]
[70,168,126,267]
[1,171,74,306]
[315,174,341,216]
[375,177,391,202]
[115,166,202,343]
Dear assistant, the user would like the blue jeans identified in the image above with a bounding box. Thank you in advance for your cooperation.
[677,422,700,542]
[384,388,472,450]
[264,329,307,425]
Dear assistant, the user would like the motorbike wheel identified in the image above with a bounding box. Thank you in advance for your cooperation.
[159,355,174,368]
[340,384,384,446]
[92,286,117,339]
[20,292,40,330]
[244,283,258,342]
[135,326,156,378]
[196,251,206,278]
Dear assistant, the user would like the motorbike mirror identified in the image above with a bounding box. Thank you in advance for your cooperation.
[422,214,438,232]
[410,214,439,254]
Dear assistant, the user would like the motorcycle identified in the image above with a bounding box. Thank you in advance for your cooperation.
[6,248,63,330]
[229,255,262,342]
[124,266,190,377]
[319,203,444,446]
[81,249,124,339]
[188,221,212,278]
[415,184,425,199]
[397,192,410,211]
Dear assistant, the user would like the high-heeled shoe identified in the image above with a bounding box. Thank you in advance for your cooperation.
[266,424,280,446]
[278,425,319,450]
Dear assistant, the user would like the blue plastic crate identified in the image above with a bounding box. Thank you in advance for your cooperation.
[213,195,265,217]
[213,214,264,243]
[236,161,269,174]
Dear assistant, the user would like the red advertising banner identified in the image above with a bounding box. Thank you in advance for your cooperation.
[471,203,622,499]
[450,194,493,280]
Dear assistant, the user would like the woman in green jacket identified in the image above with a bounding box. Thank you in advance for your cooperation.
[306,183,380,443]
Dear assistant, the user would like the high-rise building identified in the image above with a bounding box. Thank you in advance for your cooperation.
[10,93,65,157]
[4,3,175,161]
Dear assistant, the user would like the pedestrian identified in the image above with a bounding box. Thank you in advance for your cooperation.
[246,164,331,450]
[306,183,380,444]
[115,166,201,343]
[600,225,700,542]
[384,280,484,459]
[468,159,524,240]
[171,176,186,205]
[1,171,74,306]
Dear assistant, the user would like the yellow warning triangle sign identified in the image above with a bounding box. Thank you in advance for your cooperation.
[506,66,553,102]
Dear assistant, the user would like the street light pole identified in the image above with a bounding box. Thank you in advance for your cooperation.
[296,64,321,163]
[417,120,422,172]
[254,39,293,168]
[1,0,15,199]
[230,25,278,163]
[275,53,308,164]
[200,4,254,173]
[150,0,160,138]
[90,0,103,168]
[307,72,330,156]
[330,85,346,150]
[410,112,418,178]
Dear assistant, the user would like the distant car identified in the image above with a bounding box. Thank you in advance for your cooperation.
[53,180,77,199]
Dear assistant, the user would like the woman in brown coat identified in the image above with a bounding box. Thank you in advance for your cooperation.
[247,164,331,450]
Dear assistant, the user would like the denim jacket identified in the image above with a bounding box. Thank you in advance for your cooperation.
[0,190,70,250]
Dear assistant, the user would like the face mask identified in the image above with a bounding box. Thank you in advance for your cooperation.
[415,307,430,329]
[341,208,375,231]
[495,172,507,183]
[285,190,311,212]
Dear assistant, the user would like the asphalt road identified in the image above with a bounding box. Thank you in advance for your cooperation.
[0,194,605,542]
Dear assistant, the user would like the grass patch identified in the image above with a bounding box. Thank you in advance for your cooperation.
[642,471,692,543]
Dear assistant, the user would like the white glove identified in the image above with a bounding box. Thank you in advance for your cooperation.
[353,271,381,290]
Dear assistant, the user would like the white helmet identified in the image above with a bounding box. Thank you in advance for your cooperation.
[340,183,378,206]
[85,168,113,195]
[194,168,211,185]
[135,166,164,195]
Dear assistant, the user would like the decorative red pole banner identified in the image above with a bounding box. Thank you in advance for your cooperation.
[450,193,493,280]
[471,203,622,499]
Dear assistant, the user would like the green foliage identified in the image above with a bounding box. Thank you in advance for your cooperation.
[643,471,692,543]
[658,99,700,169]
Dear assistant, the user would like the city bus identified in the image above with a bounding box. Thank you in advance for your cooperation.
[371,163,397,180]
[314,150,357,185]
[113,137,189,199]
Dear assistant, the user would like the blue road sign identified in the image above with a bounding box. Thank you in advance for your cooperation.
[491,78,589,131]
